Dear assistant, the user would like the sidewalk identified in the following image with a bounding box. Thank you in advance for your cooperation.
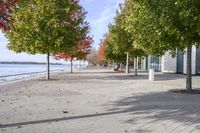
[0,70,200,133]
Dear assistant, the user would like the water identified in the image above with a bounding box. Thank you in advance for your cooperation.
[0,64,70,82]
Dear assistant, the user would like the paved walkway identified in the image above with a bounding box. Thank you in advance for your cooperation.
[0,70,200,133]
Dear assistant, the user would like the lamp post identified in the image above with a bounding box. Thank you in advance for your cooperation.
[134,57,138,76]
[46,53,50,80]
[126,52,129,74]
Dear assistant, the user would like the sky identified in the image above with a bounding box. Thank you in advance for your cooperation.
[0,0,124,63]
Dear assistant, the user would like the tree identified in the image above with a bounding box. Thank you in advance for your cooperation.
[5,0,89,80]
[55,36,93,74]
[105,4,146,75]
[97,37,107,65]
[0,0,19,31]
[86,48,98,65]
[125,0,200,90]
[105,33,126,64]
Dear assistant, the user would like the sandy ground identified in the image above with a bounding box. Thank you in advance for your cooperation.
[0,69,200,133]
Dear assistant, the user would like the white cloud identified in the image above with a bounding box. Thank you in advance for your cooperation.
[89,0,124,46]
[92,8,113,31]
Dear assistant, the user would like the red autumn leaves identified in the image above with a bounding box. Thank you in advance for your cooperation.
[0,0,19,31]
[97,38,106,64]
[55,36,93,61]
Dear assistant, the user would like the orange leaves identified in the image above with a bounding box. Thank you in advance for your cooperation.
[97,38,107,64]
[55,36,93,61]
[54,53,71,60]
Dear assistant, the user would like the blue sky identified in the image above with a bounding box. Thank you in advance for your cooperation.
[0,0,124,63]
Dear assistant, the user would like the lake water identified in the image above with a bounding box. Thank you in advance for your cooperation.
[0,64,83,82]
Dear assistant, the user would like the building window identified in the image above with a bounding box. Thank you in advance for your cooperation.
[196,47,200,74]
[149,56,161,72]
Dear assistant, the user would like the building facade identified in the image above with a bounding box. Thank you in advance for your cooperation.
[138,46,200,75]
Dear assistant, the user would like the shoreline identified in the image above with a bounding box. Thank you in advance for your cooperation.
[0,70,65,86]
[0,65,86,86]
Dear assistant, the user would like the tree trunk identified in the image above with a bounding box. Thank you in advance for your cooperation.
[70,58,73,74]
[83,60,85,68]
[126,52,129,74]
[134,57,138,76]
[46,53,50,80]
[120,63,123,71]
[107,62,110,69]
[186,45,192,90]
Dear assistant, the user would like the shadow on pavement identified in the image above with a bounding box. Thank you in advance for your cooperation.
[103,73,186,81]
[0,110,131,128]
[31,71,187,82]
[107,91,200,125]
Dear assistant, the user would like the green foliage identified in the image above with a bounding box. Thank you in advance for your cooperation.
[105,34,126,63]
[125,0,200,55]
[105,3,146,63]
[5,0,89,55]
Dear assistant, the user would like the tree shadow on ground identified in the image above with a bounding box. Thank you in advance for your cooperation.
[0,110,130,128]
[104,73,186,81]
[107,91,200,126]
[33,71,187,82]
[38,79,60,81]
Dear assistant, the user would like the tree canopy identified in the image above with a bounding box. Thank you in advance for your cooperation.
[5,0,89,55]
[55,36,93,61]
[124,0,200,55]
[105,3,146,63]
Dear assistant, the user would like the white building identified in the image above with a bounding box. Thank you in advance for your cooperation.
[138,46,200,75]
